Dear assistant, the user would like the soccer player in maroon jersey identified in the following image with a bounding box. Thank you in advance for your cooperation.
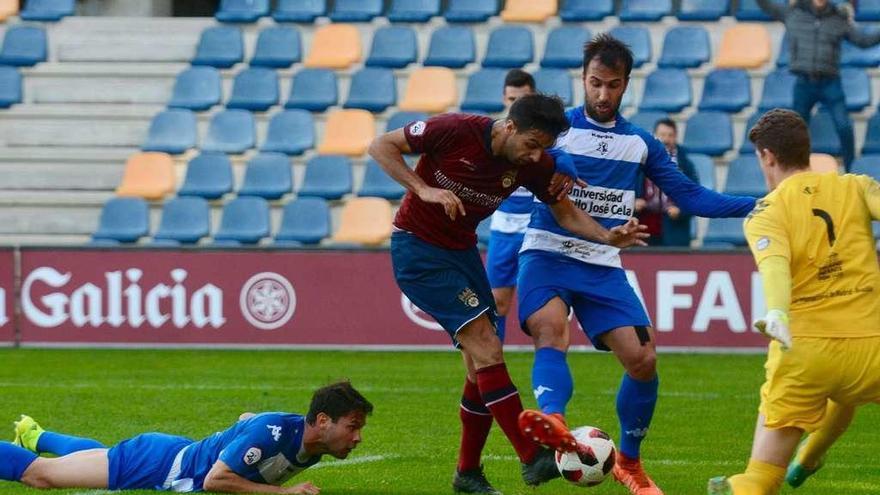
[369,94,648,494]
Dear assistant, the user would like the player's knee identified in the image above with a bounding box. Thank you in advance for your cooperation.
[20,464,53,489]
[624,351,657,381]
[495,298,510,316]
[528,316,567,350]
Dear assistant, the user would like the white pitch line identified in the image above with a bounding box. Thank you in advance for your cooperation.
[311,454,399,469]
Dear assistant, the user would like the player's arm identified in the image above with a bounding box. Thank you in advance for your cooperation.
[204,460,319,494]
[548,198,649,248]
[859,175,880,220]
[745,205,794,349]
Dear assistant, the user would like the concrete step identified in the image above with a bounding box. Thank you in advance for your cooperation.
[0,164,123,190]
[0,146,137,163]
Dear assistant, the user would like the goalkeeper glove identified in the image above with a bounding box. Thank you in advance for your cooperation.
[754,309,792,350]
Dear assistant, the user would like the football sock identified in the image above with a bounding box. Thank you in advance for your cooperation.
[0,442,38,482]
[495,316,507,342]
[728,459,785,495]
[37,432,105,456]
[616,372,659,459]
[475,363,537,463]
[798,401,855,469]
[531,347,573,416]
[457,377,494,472]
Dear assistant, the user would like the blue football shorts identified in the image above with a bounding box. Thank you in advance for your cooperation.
[107,433,193,490]
[486,231,525,289]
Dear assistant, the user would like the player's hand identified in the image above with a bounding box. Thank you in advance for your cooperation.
[754,310,792,350]
[549,172,588,201]
[284,481,321,494]
[418,186,466,220]
[606,218,649,248]
[666,205,680,220]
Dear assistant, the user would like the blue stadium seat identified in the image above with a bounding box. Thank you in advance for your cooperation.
[168,66,222,112]
[535,69,573,107]
[856,0,880,21]
[851,154,880,179]
[776,34,789,67]
[178,152,234,200]
[810,108,842,155]
[366,26,417,69]
[0,67,22,108]
[424,26,474,69]
[703,217,747,246]
[92,197,149,243]
[359,159,406,200]
[238,153,293,200]
[330,0,382,22]
[461,68,507,113]
[388,0,440,22]
[699,69,751,113]
[284,69,337,112]
[541,26,591,69]
[559,0,613,21]
[444,0,498,22]
[862,113,880,155]
[690,154,716,191]
[483,26,533,68]
[609,26,651,68]
[202,109,255,154]
[758,69,796,110]
[638,69,691,113]
[678,0,729,20]
[619,0,672,22]
[299,155,353,200]
[276,197,330,245]
[386,111,428,132]
[261,109,314,155]
[344,67,396,113]
[683,112,732,156]
[272,0,326,22]
[142,109,197,155]
[215,0,269,22]
[226,67,279,112]
[724,154,767,197]
[154,196,210,244]
[736,0,783,20]
[740,111,762,154]
[251,27,301,68]
[214,196,270,244]
[842,67,871,111]
[842,39,880,67]
[627,111,667,131]
[20,0,74,21]
[0,26,47,67]
[658,26,710,69]
[192,26,243,69]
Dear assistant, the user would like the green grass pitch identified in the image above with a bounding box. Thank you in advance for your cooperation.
[0,349,878,494]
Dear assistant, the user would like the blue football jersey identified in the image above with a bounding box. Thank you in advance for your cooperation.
[491,187,535,234]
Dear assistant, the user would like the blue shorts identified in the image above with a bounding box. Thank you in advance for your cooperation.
[108,433,193,491]
[391,231,499,345]
[486,231,525,289]
[517,251,651,351]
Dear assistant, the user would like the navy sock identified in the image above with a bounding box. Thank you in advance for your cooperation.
[531,347,573,415]
[0,442,38,481]
[616,373,659,459]
[37,432,105,456]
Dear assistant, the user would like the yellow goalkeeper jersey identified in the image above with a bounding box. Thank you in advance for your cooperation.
[744,171,880,338]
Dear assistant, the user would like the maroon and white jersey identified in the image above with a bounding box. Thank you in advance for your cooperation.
[395,113,558,249]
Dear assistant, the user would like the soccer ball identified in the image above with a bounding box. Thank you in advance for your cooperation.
[554,426,616,487]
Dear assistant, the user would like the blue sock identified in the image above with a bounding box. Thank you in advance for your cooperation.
[37,431,105,456]
[0,442,38,481]
[616,373,659,459]
[531,347,573,415]
[495,315,507,342]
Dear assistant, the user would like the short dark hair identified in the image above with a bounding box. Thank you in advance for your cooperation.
[504,69,535,91]
[583,33,634,79]
[306,381,373,425]
[653,118,677,133]
[507,93,570,138]
[748,108,811,170]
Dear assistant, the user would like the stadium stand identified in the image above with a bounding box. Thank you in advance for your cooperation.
[423,26,474,69]
[366,26,417,69]
[213,196,270,245]
[226,67,279,112]
[238,153,293,200]
[202,109,255,154]
[0,26,47,66]
[398,68,456,114]
[736,0,777,21]
[115,153,176,200]
[658,26,710,69]
[272,0,326,22]
[359,159,406,200]
[261,109,314,156]
[303,23,361,69]
[619,0,672,22]
[500,0,557,22]
[483,26,533,68]
[842,67,871,112]
[317,109,375,156]
[0,0,18,22]
[192,26,243,69]
[275,197,331,245]
[250,27,301,68]
[388,0,440,22]
[776,34,790,67]
[92,198,149,244]
[332,197,393,246]
[678,0,730,21]
[716,24,771,69]
[541,26,591,69]
[298,155,353,200]
[856,0,880,21]
[841,40,880,67]
[608,26,651,68]
[638,69,691,113]
[153,196,211,245]
[215,0,269,23]
[862,113,880,155]
[330,0,383,22]
[683,112,732,157]
[559,0,613,21]
[284,68,338,112]
[702,217,748,247]
[535,69,573,107]
[699,69,751,113]
[142,109,197,155]
[724,154,767,198]
[344,67,396,113]
[690,154,716,191]
[0,66,21,108]
[852,155,880,179]
[20,0,74,21]
[444,0,498,22]
[810,108,843,155]
[177,152,234,200]
[628,111,666,131]
[758,69,796,111]
[740,112,762,154]
[168,66,222,111]
[461,68,507,113]
[386,111,428,132]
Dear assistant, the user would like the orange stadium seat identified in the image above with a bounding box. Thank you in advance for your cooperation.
[500,0,557,22]
[715,24,771,69]
[810,153,840,174]
[317,109,375,156]
[304,23,361,69]
[0,0,19,21]
[332,197,393,246]
[115,152,176,200]
[399,67,457,113]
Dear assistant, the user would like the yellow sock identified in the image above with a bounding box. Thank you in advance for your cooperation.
[798,402,855,469]
[728,459,785,495]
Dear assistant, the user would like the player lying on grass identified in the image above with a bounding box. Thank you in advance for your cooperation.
[707,109,880,495]
[0,381,372,494]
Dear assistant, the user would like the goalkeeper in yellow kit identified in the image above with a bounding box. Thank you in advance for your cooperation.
[708,108,880,495]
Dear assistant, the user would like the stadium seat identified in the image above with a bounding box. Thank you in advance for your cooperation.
[724,154,766,197]
[0,26,46,66]
[142,109,197,155]
[444,0,498,22]
[716,24,771,69]
[483,26,533,68]
[317,109,375,156]
[541,26,591,69]
[226,67,279,112]
[851,154,880,179]
[862,113,880,155]
[638,69,691,113]
[192,26,243,69]
[740,111,762,154]
[202,109,255,154]
[20,0,74,21]
[690,154,716,191]
[238,153,293,200]
[842,67,871,111]
[702,217,747,246]
[559,0,612,21]
[276,197,331,245]
[332,197,393,246]
[168,66,222,112]
[461,68,507,113]
[841,40,880,67]
[0,66,21,108]
[215,0,269,22]
[214,196,270,245]
[399,67,457,113]
[699,69,751,113]
[284,68,337,112]
[261,109,314,155]
[810,108,842,156]
[810,153,840,174]
[619,0,672,22]
[758,69,796,111]
[776,34,790,67]
[272,0,326,22]
[154,196,211,244]
[609,26,651,68]
[500,0,556,22]
[424,26,475,69]
[388,0,440,22]
[344,67,396,113]
[736,0,782,20]
[178,152,234,200]
[299,155,353,200]
[366,26,417,69]
[678,0,729,20]
[683,112,732,156]
[386,111,428,132]
[856,0,880,21]
[304,23,361,69]
[0,0,19,22]
[627,111,667,131]
[658,26,710,69]
[92,198,150,244]
[620,87,636,110]
[535,69,573,107]
[330,0,382,21]
[251,27,301,68]
[359,159,406,200]
[116,152,176,200]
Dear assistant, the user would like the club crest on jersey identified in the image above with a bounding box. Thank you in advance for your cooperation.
[244,447,262,465]
[458,288,480,308]
[597,140,609,156]
[501,170,518,189]
[409,121,426,136]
